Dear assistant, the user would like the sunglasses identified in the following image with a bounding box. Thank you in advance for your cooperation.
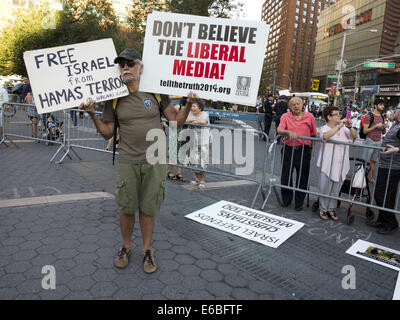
[118,61,137,68]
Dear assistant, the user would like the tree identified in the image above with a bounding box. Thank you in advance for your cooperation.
[166,0,242,17]
[63,0,119,29]
[0,1,126,76]
[0,8,49,76]
[126,0,168,49]
[125,0,243,49]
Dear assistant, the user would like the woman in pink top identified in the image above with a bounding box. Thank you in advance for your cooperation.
[277,97,317,211]
[317,106,357,221]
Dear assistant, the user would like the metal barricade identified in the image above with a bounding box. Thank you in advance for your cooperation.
[0,102,67,162]
[8,94,22,103]
[206,109,265,134]
[53,108,271,208]
[262,134,400,224]
[65,108,114,157]
[167,121,270,208]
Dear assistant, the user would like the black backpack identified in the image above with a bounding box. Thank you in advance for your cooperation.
[359,112,379,140]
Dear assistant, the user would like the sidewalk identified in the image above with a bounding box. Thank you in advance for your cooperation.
[0,140,399,300]
[0,141,289,300]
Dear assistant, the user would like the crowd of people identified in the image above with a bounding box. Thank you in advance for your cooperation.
[3,45,399,277]
[260,94,400,235]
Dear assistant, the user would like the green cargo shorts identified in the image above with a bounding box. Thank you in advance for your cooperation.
[116,163,167,216]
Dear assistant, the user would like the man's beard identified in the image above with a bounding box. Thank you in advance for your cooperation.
[122,71,139,85]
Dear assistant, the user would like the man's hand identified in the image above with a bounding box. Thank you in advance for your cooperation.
[381,144,399,154]
[187,92,199,104]
[79,99,96,115]
[338,119,346,128]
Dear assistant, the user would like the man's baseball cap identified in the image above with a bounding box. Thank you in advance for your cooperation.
[114,48,142,64]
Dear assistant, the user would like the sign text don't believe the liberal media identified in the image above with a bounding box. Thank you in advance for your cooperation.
[140,12,269,106]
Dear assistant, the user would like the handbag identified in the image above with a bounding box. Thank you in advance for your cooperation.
[352,164,367,189]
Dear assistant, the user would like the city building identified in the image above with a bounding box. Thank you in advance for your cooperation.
[313,0,400,107]
[261,0,334,94]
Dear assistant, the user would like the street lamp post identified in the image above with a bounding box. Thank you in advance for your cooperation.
[334,29,378,106]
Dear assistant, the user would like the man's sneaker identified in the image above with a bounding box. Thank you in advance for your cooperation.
[114,246,131,268]
[143,249,157,274]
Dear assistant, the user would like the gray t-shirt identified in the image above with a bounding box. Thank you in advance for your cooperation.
[379,121,400,170]
[102,91,170,164]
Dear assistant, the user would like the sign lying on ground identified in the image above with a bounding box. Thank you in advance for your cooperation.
[140,12,269,106]
[346,240,400,271]
[185,201,304,248]
[23,38,129,114]
[394,272,400,300]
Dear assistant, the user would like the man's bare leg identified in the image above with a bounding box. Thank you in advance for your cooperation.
[139,211,157,273]
[119,212,135,249]
[139,211,155,252]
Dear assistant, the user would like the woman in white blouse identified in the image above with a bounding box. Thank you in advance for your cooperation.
[185,99,210,189]
[317,106,357,221]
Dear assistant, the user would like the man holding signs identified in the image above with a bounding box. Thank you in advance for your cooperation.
[81,48,196,273]
[23,12,268,275]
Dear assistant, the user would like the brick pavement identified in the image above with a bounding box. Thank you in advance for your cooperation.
[0,141,290,300]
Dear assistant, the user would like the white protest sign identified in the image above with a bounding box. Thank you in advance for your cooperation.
[185,201,304,248]
[23,38,129,114]
[140,12,269,106]
[394,272,400,300]
[346,240,400,271]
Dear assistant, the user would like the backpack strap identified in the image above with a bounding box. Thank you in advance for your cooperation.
[112,98,118,112]
[368,112,374,127]
[153,93,162,106]
[112,98,119,166]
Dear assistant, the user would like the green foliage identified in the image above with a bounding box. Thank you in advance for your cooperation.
[126,0,168,50]
[125,0,243,49]
[0,0,242,76]
[0,1,127,76]
[166,0,242,17]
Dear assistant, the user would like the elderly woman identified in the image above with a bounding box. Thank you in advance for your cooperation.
[185,99,210,189]
[317,106,357,221]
